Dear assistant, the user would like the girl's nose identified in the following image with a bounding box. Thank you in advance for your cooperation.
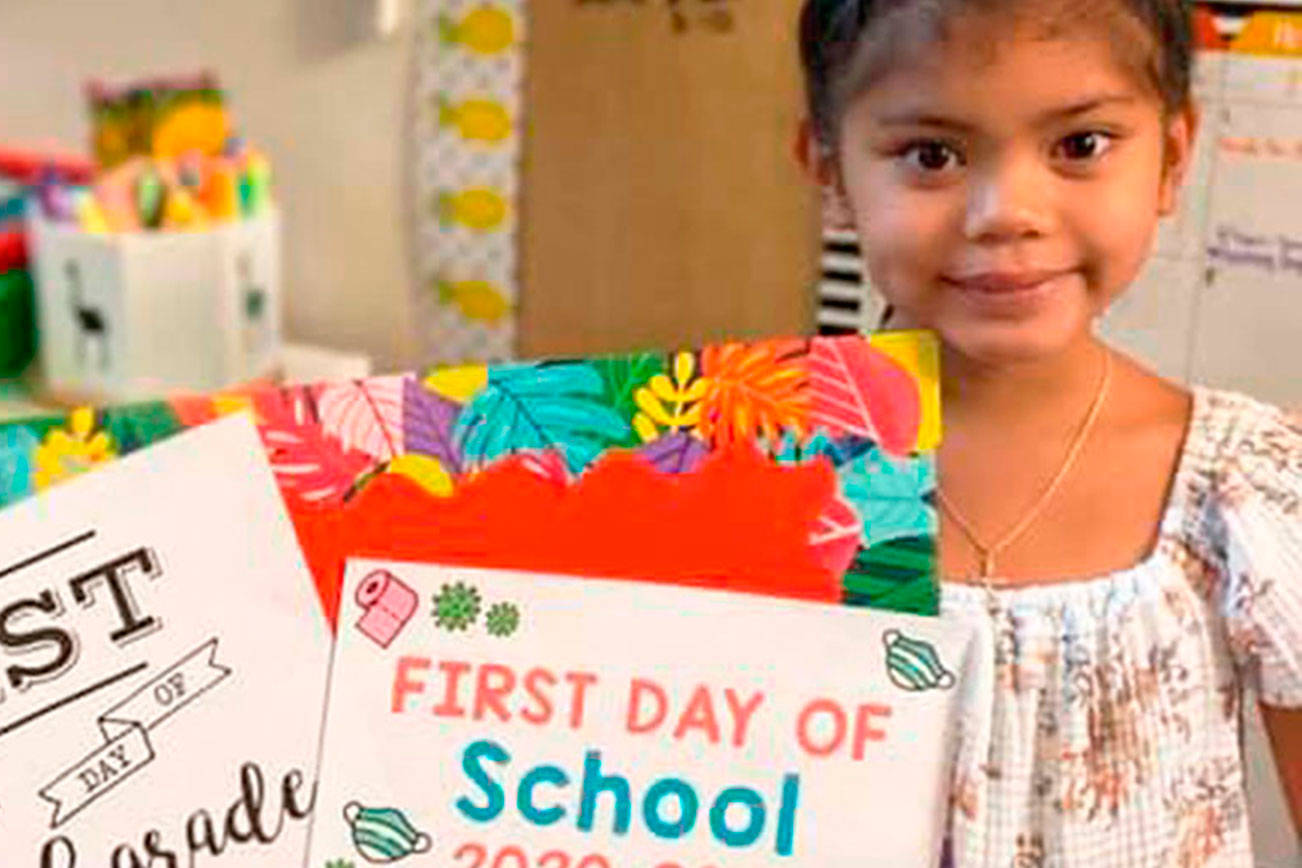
[963,156,1054,244]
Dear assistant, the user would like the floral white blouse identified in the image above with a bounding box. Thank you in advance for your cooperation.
[941,387,1301,867]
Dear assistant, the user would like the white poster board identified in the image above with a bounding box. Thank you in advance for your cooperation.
[0,414,330,865]
[307,559,981,867]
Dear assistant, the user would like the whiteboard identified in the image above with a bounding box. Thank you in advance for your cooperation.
[1099,48,1302,409]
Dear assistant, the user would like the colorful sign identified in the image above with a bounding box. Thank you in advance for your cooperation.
[307,560,978,867]
[0,415,330,865]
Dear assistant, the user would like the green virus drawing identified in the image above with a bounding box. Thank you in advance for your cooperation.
[484,601,521,637]
[432,581,482,631]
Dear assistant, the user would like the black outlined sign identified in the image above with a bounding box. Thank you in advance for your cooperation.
[38,638,231,828]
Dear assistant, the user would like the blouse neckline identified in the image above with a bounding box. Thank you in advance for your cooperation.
[941,383,1210,608]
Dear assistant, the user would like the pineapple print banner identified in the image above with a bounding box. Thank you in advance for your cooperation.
[412,0,524,363]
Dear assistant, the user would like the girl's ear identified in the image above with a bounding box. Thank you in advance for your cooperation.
[794,118,855,228]
[794,118,834,185]
[1158,101,1200,217]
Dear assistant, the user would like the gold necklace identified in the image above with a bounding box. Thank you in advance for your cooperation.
[937,345,1114,599]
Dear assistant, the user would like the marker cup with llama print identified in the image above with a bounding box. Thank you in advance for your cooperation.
[28,208,281,402]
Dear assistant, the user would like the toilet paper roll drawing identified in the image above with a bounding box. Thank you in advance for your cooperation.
[355,569,419,648]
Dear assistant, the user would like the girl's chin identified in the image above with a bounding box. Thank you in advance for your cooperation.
[877,292,1096,363]
[934,312,1095,366]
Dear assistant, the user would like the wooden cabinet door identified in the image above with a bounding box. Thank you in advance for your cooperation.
[520,0,819,357]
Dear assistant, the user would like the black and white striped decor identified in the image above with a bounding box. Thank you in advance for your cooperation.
[816,227,879,335]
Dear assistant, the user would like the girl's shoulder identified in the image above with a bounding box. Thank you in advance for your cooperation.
[1182,386,1302,708]
[1185,386,1301,510]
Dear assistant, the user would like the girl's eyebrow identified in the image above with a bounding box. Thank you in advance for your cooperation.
[872,94,1139,130]
[1035,94,1139,123]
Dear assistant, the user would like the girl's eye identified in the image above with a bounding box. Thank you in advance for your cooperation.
[1055,131,1113,162]
[903,141,961,172]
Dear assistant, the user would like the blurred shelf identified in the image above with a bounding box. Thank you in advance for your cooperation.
[0,379,53,420]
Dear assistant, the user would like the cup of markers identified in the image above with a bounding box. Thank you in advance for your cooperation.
[26,135,282,400]
[35,137,273,233]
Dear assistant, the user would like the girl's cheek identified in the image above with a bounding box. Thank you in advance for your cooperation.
[879,196,953,256]
[1071,184,1158,259]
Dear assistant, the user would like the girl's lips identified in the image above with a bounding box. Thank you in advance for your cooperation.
[942,270,1070,294]
[941,269,1077,315]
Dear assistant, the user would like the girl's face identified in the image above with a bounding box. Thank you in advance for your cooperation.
[833,15,1195,364]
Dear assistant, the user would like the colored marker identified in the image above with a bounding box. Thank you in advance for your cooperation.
[135,168,165,229]
[163,185,208,229]
[206,162,240,220]
[241,152,272,216]
[73,189,111,233]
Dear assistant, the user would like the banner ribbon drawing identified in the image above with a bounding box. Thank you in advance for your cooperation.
[38,638,231,828]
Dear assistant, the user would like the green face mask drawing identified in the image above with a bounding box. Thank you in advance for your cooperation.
[342,801,433,863]
[883,629,956,692]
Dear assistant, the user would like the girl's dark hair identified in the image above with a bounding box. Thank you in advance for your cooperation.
[799,0,1194,150]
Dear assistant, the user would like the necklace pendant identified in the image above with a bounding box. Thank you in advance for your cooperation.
[977,553,1000,617]
[984,585,1001,618]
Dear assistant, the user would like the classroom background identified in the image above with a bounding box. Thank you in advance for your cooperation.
[0,1,1298,864]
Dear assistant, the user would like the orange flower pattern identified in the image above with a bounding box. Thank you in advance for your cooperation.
[696,339,810,447]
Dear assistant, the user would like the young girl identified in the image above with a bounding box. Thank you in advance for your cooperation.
[797,0,1301,864]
